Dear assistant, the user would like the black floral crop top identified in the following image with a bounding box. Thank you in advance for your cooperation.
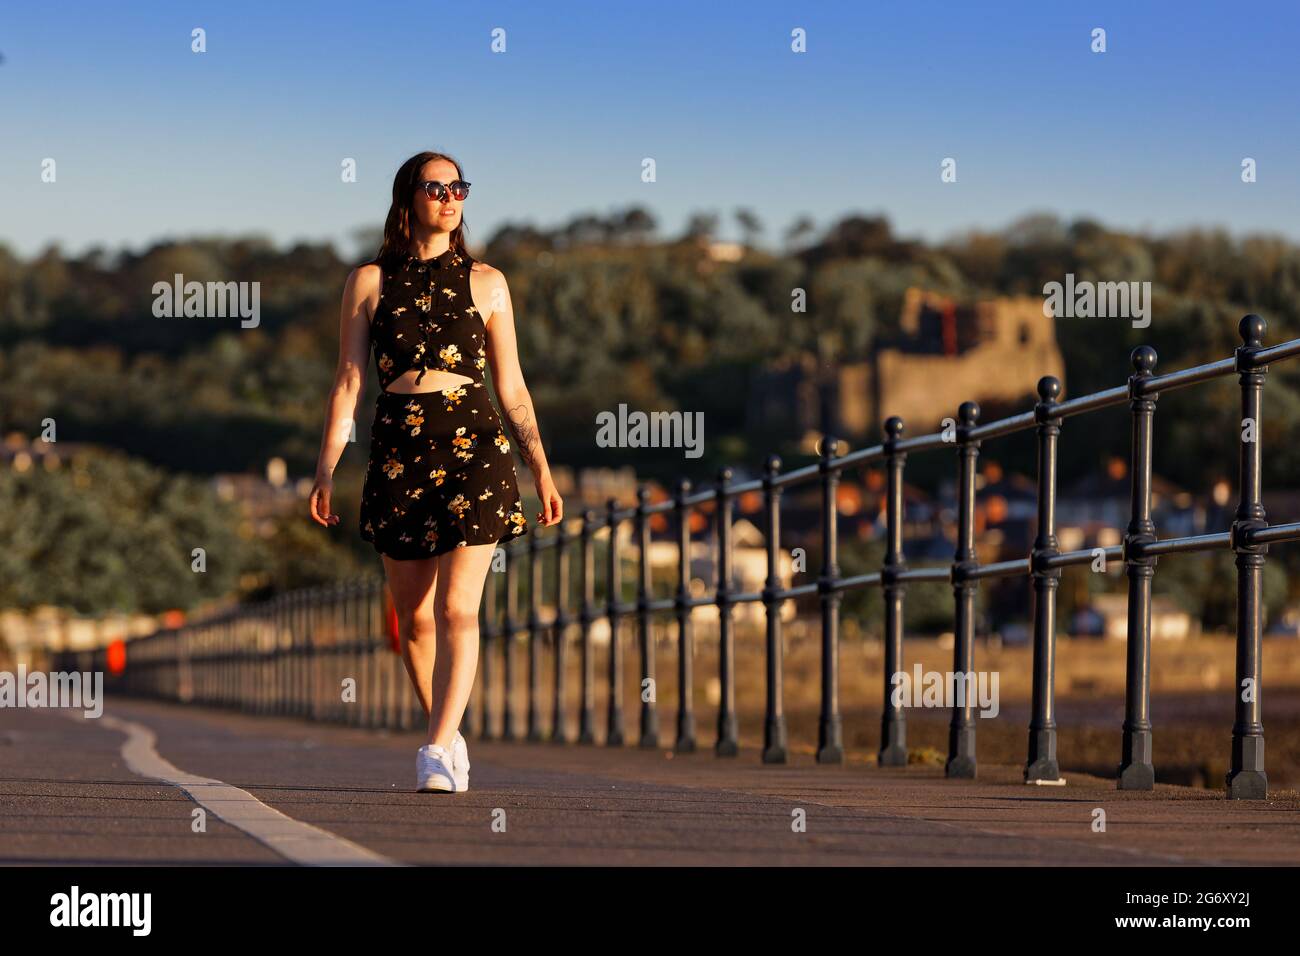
[370,246,488,391]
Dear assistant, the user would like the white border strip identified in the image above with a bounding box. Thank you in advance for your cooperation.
[95,713,399,867]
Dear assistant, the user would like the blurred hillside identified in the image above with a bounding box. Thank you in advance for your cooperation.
[5,209,1300,621]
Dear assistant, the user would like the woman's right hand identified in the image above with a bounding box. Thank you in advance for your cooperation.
[309,476,339,527]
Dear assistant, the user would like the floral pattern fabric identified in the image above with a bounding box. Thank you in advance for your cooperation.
[369,247,488,391]
[359,247,528,559]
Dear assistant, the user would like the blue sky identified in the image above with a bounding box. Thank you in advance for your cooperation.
[3,0,1299,260]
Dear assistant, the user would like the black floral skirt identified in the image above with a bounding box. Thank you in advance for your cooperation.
[359,382,529,560]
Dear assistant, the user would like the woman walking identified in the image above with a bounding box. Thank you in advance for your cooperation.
[309,151,562,792]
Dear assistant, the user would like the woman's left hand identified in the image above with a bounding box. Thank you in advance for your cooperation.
[535,472,563,527]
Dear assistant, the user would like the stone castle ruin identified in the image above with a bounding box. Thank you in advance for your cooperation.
[749,288,1066,441]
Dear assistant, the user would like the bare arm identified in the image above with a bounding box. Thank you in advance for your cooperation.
[480,264,562,525]
[309,264,378,526]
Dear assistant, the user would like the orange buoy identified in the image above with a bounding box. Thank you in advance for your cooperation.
[383,586,400,654]
[106,639,127,675]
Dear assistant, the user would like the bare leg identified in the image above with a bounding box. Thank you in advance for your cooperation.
[382,555,440,717]
[427,543,496,748]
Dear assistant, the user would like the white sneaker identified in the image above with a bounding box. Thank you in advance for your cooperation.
[452,732,470,792]
[416,744,456,793]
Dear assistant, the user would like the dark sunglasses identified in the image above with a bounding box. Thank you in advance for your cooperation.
[416,179,471,202]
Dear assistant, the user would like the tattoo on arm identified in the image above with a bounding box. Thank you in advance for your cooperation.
[507,403,544,473]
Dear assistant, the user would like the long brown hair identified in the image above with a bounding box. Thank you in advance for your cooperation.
[371,151,471,265]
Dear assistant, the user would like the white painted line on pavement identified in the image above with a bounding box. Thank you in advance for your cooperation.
[90,712,400,867]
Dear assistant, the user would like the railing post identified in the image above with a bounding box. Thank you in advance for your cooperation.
[551,518,571,744]
[527,530,543,741]
[578,510,597,744]
[879,417,908,767]
[817,439,844,764]
[294,589,307,718]
[1026,376,1063,783]
[762,455,788,764]
[344,583,358,726]
[229,613,237,709]
[265,600,275,716]
[1229,314,1269,799]
[308,589,320,723]
[295,591,306,718]
[636,486,659,748]
[1119,346,1158,790]
[366,581,382,730]
[674,478,697,753]
[715,468,739,756]
[946,402,980,779]
[479,565,496,739]
[283,592,294,716]
[606,498,625,746]
[502,546,517,741]
[348,581,364,727]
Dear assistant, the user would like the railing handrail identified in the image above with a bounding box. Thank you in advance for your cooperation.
[92,314,1299,802]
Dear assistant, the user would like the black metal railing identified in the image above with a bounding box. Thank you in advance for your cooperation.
[74,315,1300,800]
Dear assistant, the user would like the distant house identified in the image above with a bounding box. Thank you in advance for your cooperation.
[1,432,97,472]
[574,516,795,644]
[1261,489,1300,528]
[1057,456,1204,552]
[550,465,640,513]
[705,241,746,262]
[1083,593,1196,641]
[684,518,796,627]
[963,460,1039,559]
[211,459,307,528]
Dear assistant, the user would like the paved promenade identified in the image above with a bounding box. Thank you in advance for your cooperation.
[2,698,1297,865]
